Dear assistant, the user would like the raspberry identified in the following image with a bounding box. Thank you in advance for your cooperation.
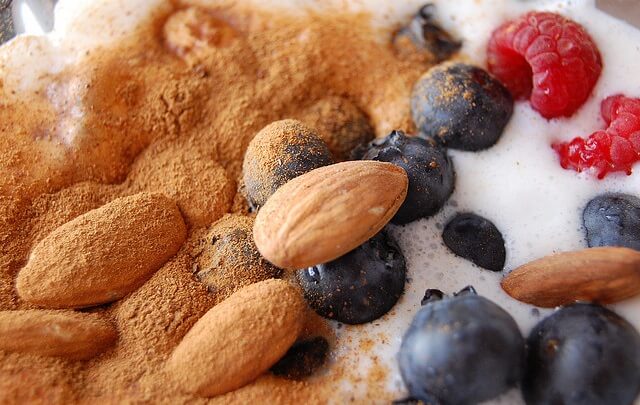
[553,95,640,178]
[487,12,602,119]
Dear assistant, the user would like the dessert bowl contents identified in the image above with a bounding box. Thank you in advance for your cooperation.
[1,0,640,404]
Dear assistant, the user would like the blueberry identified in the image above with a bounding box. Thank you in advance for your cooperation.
[242,119,333,209]
[524,303,640,405]
[442,213,506,271]
[270,337,329,380]
[354,130,455,225]
[412,62,513,151]
[583,193,640,251]
[195,215,281,303]
[296,231,406,324]
[299,96,374,161]
[393,4,462,63]
[398,287,524,405]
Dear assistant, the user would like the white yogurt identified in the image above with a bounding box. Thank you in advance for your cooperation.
[3,0,640,403]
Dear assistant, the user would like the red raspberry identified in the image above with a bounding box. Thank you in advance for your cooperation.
[487,12,602,119]
[553,95,640,178]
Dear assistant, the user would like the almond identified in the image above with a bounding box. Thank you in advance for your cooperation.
[16,192,187,308]
[0,310,117,360]
[502,247,640,307]
[166,279,306,397]
[253,161,408,269]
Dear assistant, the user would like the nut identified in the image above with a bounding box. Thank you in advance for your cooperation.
[16,193,187,308]
[0,310,117,360]
[501,247,640,307]
[166,279,306,397]
[253,161,408,269]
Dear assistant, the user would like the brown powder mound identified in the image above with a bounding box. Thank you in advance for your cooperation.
[163,6,239,62]
[215,374,329,404]
[28,182,119,245]
[0,1,436,402]
[0,354,80,405]
[126,144,236,227]
[0,310,117,360]
[16,193,187,308]
[193,214,282,304]
[242,119,333,208]
[298,96,375,161]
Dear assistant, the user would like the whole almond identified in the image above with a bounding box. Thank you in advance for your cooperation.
[502,247,640,307]
[16,192,187,308]
[253,161,408,269]
[0,310,117,360]
[166,279,306,397]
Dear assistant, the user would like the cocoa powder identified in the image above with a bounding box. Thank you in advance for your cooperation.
[0,1,434,403]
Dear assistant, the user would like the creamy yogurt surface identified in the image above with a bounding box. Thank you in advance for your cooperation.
[334,1,640,403]
[4,0,640,403]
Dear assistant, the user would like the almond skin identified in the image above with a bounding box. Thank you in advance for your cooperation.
[0,310,117,360]
[253,161,408,269]
[166,279,306,397]
[502,247,640,307]
[16,193,187,308]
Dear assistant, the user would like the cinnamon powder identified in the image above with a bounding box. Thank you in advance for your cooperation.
[0,0,436,403]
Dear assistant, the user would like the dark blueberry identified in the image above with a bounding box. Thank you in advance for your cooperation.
[393,4,461,63]
[299,96,374,161]
[392,398,423,405]
[421,288,444,305]
[242,119,333,209]
[195,215,281,302]
[412,62,513,151]
[354,130,455,225]
[270,337,329,380]
[398,287,524,405]
[524,303,640,405]
[442,213,506,271]
[296,231,406,324]
[583,193,640,251]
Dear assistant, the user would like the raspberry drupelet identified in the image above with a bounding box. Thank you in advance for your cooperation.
[553,95,640,178]
[487,11,602,119]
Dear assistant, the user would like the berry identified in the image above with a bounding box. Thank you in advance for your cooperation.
[524,304,640,405]
[297,231,406,325]
[442,213,506,271]
[487,12,602,118]
[270,337,329,380]
[195,215,281,302]
[298,96,374,161]
[393,4,461,63]
[583,193,640,251]
[398,287,524,405]
[411,62,513,151]
[553,95,640,178]
[242,119,333,209]
[353,130,455,225]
